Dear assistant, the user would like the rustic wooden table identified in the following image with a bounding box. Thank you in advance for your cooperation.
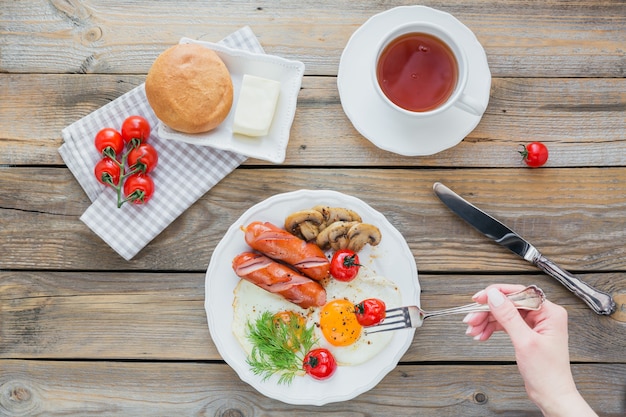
[1,1,625,415]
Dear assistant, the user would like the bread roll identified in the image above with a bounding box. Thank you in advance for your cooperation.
[145,43,233,133]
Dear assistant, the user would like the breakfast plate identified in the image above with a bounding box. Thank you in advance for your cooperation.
[337,6,491,156]
[157,38,305,164]
[205,189,420,405]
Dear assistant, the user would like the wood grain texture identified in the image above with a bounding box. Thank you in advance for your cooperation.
[2,1,625,414]
[2,0,625,77]
[1,75,625,167]
[0,361,623,416]
[1,167,625,272]
[1,271,624,362]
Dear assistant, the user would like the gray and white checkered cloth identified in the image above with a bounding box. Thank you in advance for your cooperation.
[59,27,264,260]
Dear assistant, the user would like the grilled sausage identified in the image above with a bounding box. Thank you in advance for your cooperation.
[244,221,330,281]
[232,252,326,308]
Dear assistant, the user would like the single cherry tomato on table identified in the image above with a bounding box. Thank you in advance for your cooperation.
[302,348,337,380]
[519,142,549,167]
[128,143,159,173]
[329,249,361,282]
[121,115,151,145]
[94,127,124,157]
[354,298,386,326]
[94,158,121,187]
[123,173,155,205]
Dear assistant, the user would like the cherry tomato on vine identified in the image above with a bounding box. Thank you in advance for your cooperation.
[121,115,151,144]
[354,298,386,327]
[329,249,361,282]
[128,143,159,173]
[302,348,337,380]
[520,142,549,168]
[123,173,155,205]
[94,158,121,187]
[94,127,124,156]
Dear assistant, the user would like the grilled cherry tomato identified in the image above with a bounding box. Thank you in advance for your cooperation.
[94,158,121,187]
[128,143,159,173]
[94,127,124,156]
[302,348,337,380]
[520,142,549,167]
[329,249,361,282]
[354,298,386,326]
[123,173,154,205]
[121,115,151,144]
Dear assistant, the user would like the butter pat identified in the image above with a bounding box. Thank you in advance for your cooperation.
[233,74,281,137]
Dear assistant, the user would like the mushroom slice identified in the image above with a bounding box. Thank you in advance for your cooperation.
[284,209,325,241]
[313,206,362,228]
[316,221,358,250]
[347,223,382,252]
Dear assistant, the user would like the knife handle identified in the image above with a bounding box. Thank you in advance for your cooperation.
[535,254,616,315]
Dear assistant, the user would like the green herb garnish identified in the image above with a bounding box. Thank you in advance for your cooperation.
[246,311,317,385]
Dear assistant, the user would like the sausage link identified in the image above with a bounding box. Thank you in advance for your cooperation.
[232,252,326,308]
[244,221,330,281]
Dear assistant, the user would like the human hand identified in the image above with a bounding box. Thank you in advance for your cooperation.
[464,284,597,417]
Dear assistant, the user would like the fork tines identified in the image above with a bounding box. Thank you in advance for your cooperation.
[364,307,411,335]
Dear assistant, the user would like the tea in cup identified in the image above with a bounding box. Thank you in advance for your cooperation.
[374,22,485,117]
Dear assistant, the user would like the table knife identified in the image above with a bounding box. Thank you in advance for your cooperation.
[433,182,616,315]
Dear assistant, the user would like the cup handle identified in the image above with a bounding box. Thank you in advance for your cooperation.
[455,92,486,116]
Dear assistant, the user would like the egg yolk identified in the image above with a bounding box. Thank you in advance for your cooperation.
[272,310,306,352]
[319,299,362,346]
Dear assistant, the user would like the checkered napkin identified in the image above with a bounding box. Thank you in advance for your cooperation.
[59,27,264,260]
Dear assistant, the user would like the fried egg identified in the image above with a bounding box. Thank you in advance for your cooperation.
[313,275,401,365]
[232,273,401,367]
[232,279,311,356]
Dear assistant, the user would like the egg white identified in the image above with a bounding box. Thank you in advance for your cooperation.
[232,279,311,356]
[315,274,401,365]
[232,272,401,367]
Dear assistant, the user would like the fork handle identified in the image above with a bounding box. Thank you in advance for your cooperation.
[423,285,545,320]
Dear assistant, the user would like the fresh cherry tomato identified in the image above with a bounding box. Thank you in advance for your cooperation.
[302,348,337,380]
[354,298,386,326]
[329,249,361,282]
[128,143,159,174]
[121,115,151,144]
[123,173,154,205]
[94,127,124,156]
[520,142,549,167]
[94,158,121,187]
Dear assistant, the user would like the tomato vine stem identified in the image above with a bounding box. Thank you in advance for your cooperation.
[105,139,144,208]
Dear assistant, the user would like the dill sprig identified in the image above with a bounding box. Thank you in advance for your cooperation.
[246,311,317,385]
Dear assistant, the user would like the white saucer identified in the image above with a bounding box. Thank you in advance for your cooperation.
[337,6,491,156]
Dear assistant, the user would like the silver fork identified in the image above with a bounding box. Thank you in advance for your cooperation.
[366,285,545,334]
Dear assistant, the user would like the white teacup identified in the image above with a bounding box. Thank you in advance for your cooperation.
[373,22,485,117]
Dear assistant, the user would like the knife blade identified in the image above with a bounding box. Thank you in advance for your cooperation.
[433,182,616,315]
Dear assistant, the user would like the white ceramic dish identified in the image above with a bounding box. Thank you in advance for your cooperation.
[156,38,305,164]
[205,189,420,405]
[337,6,491,156]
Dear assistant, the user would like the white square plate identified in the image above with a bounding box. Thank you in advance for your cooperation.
[156,38,305,164]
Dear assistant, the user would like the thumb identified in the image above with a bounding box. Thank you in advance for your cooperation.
[487,287,533,342]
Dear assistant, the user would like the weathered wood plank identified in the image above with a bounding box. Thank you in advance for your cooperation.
[1,271,623,362]
[0,360,623,416]
[2,2,624,416]
[1,167,625,273]
[1,74,625,167]
[2,0,625,77]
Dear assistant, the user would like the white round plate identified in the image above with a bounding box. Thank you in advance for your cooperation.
[205,189,420,405]
[337,6,491,156]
